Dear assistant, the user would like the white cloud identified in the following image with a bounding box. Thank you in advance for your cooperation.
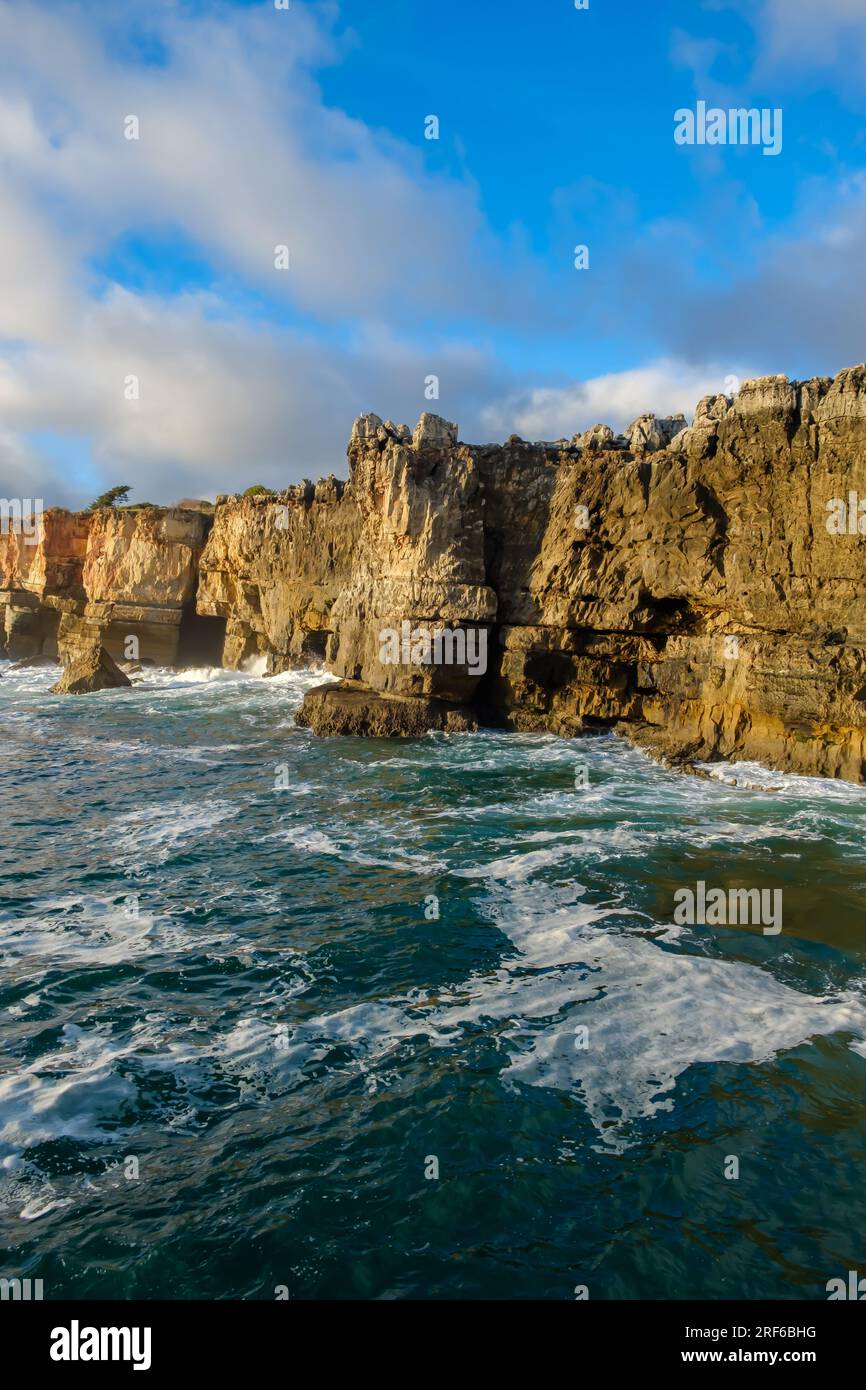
[0,0,537,328]
[0,284,514,503]
[754,0,866,69]
[0,0,549,504]
[0,0,864,508]
[0,428,79,510]
[712,0,866,92]
[479,360,750,441]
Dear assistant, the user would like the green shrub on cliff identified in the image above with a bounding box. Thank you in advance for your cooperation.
[243,485,272,498]
[89,484,132,509]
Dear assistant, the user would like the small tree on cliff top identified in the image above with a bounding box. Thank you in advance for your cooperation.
[89,484,132,509]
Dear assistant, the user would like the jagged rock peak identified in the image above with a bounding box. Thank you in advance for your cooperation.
[412,413,458,450]
[696,393,734,425]
[350,413,384,447]
[314,475,345,503]
[347,408,459,453]
[349,413,417,449]
[810,364,866,420]
[625,413,688,454]
[734,374,797,416]
[383,419,412,444]
[572,423,615,451]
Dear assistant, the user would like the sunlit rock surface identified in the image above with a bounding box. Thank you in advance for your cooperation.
[6,363,866,778]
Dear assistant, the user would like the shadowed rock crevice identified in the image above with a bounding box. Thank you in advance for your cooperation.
[176,607,227,669]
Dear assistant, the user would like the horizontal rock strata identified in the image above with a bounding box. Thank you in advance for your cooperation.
[1,506,214,667]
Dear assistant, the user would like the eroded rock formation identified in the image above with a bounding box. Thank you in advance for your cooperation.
[5,363,866,780]
[0,508,89,660]
[1,506,213,667]
[295,681,478,737]
[324,413,495,704]
[196,477,359,672]
[51,644,132,695]
[297,365,866,780]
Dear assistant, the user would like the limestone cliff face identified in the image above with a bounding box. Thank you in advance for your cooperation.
[324,413,496,702]
[0,507,88,596]
[0,506,211,665]
[480,365,866,778]
[0,509,89,658]
[299,363,866,781]
[5,362,866,782]
[72,507,212,665]
[196,478,359,670]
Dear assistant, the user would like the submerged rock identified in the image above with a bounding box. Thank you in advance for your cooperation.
[8,654,59,670]
[51,645,132,695]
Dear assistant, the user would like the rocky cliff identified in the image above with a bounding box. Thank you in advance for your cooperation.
[5,363,866,781]
[475,366,866,780]
[196,477,359,672]
[0,508,89,660]
[0,506,214,667]
[300,365,866,782]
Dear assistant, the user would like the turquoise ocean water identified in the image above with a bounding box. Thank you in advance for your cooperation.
[1,660,865,1300]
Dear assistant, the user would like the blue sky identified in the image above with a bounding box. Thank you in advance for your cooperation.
[1,0,865,505]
